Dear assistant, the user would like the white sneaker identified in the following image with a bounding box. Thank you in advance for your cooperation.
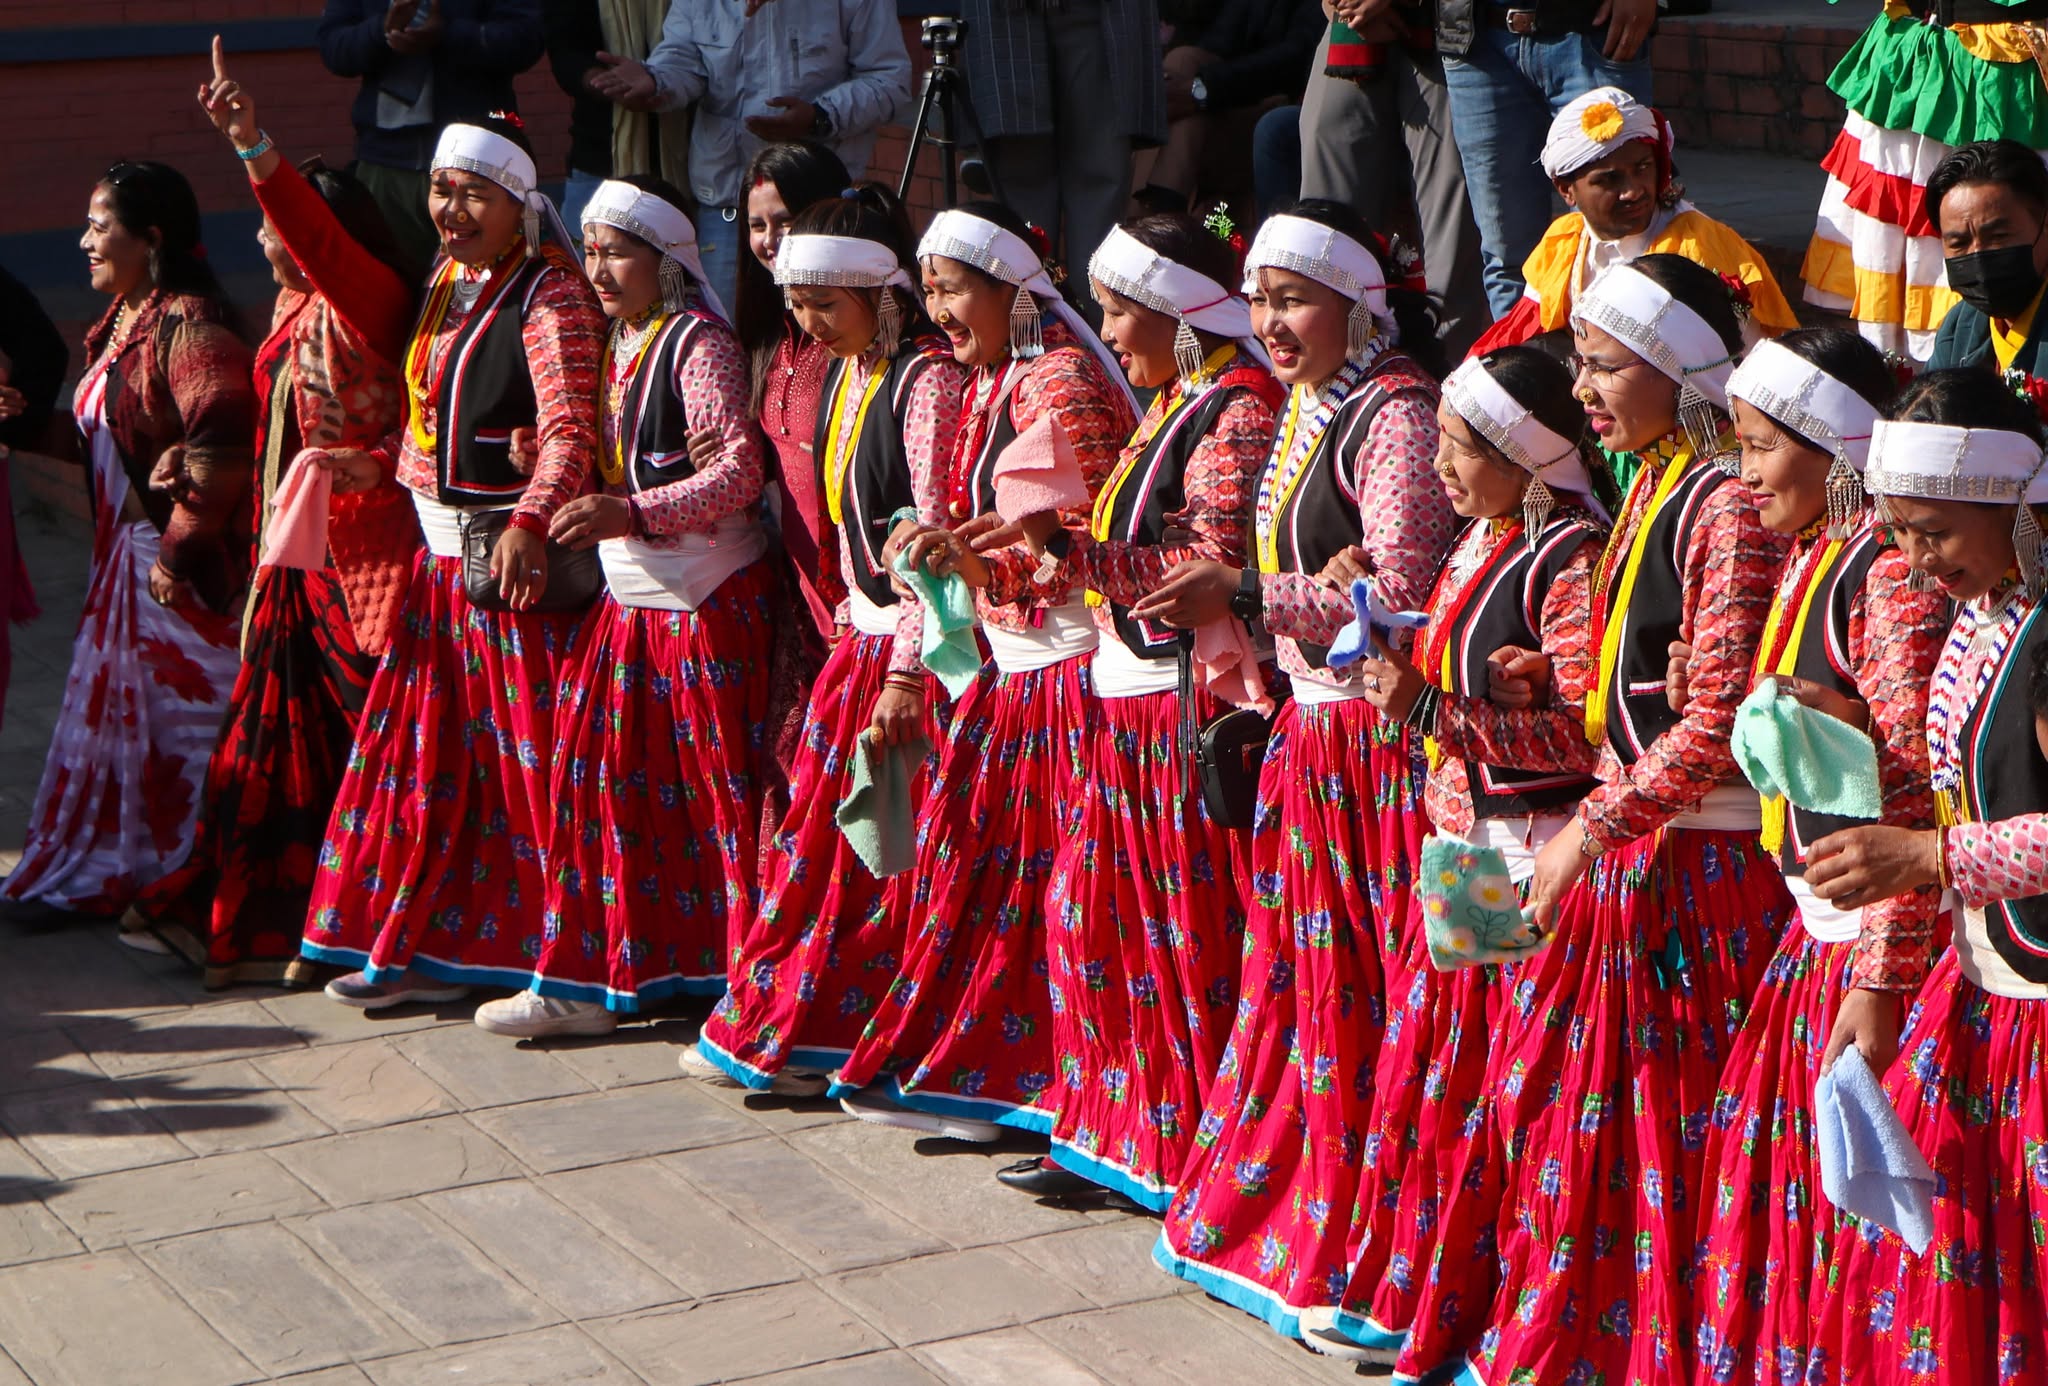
[838,1088,1003,1143]
[472,992,618,1038]
[678,1043,828,1098]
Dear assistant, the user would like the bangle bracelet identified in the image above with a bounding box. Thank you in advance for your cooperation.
[1934,828,1952,889]
[236,132,274,162]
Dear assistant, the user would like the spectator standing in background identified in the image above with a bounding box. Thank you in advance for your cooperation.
[317,0,546,280]
[587,0,911,308]
[0,266,66,731]
[1297,3,1490,358]
[1131,0,1322,215]
[542,0,692,236]
[1432,0,1653,316]
[962,0,1164,310]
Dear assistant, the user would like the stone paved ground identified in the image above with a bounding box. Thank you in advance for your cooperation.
[0,497,1389,1384]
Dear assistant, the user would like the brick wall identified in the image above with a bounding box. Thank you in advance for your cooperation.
[1650,16,1861,164]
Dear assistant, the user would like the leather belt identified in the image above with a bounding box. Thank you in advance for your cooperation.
[1484,0,1603,33]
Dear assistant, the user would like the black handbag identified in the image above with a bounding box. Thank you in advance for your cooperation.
[458,506,603,613]
[1177,633,1271,831]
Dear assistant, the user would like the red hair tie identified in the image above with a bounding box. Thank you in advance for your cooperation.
[487,109,526,131]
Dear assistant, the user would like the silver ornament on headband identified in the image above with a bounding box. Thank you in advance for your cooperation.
[1010,283,1044,359]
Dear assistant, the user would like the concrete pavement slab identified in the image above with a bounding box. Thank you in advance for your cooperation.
[543,1159,807,1299]
[255,1037,461,1132]
[361,1324,643,1386]
[42,1149,321,1250]
[592,1281,889,1385]
[271,1115,524,1206]
[469,1084,755,1173]
[825,1245,1092,1345]
[423,1180,683,1320]
[0,1249,262,1386]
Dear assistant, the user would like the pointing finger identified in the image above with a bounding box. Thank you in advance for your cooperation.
[212,34,228,83]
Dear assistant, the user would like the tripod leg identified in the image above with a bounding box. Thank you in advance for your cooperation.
[897,72,943,204]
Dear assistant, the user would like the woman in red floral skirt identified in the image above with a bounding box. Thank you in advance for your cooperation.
[1409,256,1794,1386]
[1308,345,1611,1367]
[825,203,1139,1140]
[978,213,1281,1207]
[1689,332,1947,1385]
[1141,201,1454,1335]
[1803,371,2048,1386]
[675,189,970,1094]
[298,119,605,1007]
[468,177,776,1037]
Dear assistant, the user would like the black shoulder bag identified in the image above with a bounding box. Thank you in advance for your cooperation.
[1177,631,1270,830]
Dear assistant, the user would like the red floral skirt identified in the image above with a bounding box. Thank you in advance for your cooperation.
[830,654,1093,1130]
[1152,698,1423,1336]
[694,632,933,1085]
[298,556,585,984]
[1453,828,1791,1386]
[1045,686,1248,1208]
[1693,927,1856,1386]
[530,564,775,1012]
[1815,949,2048,1386]
[135,566,374,987]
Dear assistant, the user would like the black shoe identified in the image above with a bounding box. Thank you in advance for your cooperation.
[995,1156,1103,1198]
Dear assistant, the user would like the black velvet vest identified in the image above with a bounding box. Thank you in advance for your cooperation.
[617,311,723,493]
[817,342,954,609]
[431,254,556,505]
[1598,457,1742,766]
[1957,602,2048,982]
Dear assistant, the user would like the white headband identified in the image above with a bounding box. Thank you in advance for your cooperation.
[774,233,914,293]
[1864,420,2048,506]
[1241,214,1388,321]
[917,209,1137,411]
[1443,357,1592,494]
[1571,262,1735,409]
[1089,226,1245,336]
[1541,86,1663,181]
[581,179,726,322]
[1726,340,1880,470]
[433,124,535,198]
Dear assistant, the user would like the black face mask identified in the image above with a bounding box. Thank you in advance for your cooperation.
[1947,241,2046,320]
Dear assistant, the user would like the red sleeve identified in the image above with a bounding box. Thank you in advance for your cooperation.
[252,160,412,364]
[509,264,605,531]
[633,324,763,534]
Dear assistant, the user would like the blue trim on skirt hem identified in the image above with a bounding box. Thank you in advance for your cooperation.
[1149,1233,1308,1340]
[1049,1140,1173,1212]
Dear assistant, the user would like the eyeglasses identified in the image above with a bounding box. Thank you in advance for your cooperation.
[1568,352,1650,388]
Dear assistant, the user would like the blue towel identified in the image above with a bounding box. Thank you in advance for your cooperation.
[1814,1047,1935,1255]
[1326,578,1428,668]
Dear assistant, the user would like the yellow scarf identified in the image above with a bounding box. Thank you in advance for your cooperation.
[1753,536,1847,855]
[1993,278,2047,373]
[1584,441,1697,747]
[820,359,891,527]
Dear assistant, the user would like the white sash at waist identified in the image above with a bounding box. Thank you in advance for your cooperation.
[847,585,901,638]
[1957,897,2048,1000]
[984,599,1097,673]
[1457,814,1573,887]
[1669,784,1764,834]
[1090,629,1177,699]
[413,491,470,558]
[1788,873,1861,944]
[1291,665,1370,706]
[598,517,767,612]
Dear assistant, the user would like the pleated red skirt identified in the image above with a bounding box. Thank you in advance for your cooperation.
[299,556,584,984]
[1044,685,1248,1208]
[530,562,776,1011]
[1151,698,1424,1336]
[830,654,1093,1130]
[694,631,931,1084]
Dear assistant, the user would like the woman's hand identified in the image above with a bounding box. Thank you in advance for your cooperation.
[508,426,539,477]
[491,524,549,611]
[1773,674,1870,731]
[685,426,722,474]
[1129,559,1240,628]
[1354,637,1426,720]
[147,444,188,497]
[146,559,199,609]
[309,448,382,496]
[1804,825,1942,910]
[1820,986,1905,1078]
[1665,639,1693,712]
[1525,816,1594,931]
[1485,645,1552,709]
[903,525,991,589]
[1315,544,1373,591]
[549,495,632,551]
[868,682,925,747]
[198,37,262,151]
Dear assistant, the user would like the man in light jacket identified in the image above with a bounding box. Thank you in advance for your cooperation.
[591,0,911,303]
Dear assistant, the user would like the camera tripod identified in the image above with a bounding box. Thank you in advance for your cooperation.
[896,17,1004,207]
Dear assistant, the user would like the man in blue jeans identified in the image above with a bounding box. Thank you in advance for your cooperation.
[1432,0,1654,315]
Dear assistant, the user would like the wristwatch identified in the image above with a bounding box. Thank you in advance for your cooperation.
[1229,569,1261,622]
[1032,529,1074,584]
[1189,76,1210,109]
[809,103,835,138]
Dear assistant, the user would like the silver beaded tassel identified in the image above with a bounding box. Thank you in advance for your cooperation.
[1676,373,1722,462]
[1173,316,1206,389]
[1345,296,1375,364]
[1009,283,1044,358]
[659,256,689,315]
[1521,473,1556,547]
[2016,501,2046,602]
[875,286,904,357]
[1822,450,1865,540]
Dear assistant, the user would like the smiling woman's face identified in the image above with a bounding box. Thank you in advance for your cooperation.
[429,168,523,266]
[1248,266,1350,388]
[1882,494,2021,602]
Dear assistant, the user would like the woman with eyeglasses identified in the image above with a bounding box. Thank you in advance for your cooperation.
[1410,254,1794,1386]
[1142,199,1454,1338]
[0,159,254,925]
[122,42,418,988]
[296,116,606,1010]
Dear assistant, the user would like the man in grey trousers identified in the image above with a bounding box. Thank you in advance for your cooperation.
[1298,6,1490,358]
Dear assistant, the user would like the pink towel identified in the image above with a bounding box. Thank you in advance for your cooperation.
[1193,618,1274,716]
[261,450,333,571]
[992,415,1090,523]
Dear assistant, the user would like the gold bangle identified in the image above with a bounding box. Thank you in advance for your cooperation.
[1934,828,1952,890]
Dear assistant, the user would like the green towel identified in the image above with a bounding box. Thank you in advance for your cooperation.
[1732,677,1883,820]
[836,730,931,878]
[889,536,982,700]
